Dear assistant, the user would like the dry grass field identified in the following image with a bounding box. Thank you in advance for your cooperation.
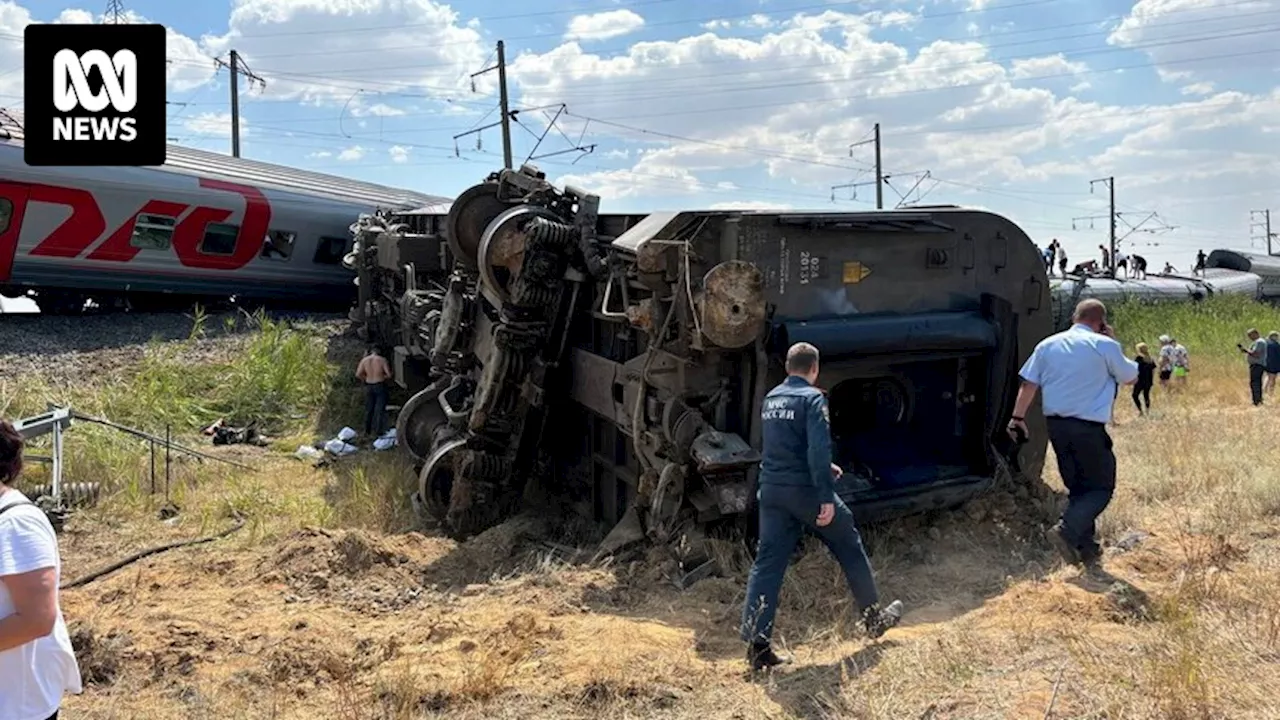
[4,297,1280,719]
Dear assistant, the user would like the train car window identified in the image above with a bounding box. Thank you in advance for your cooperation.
[261,230,296,261]
[0,198,12,234]
[130,213,177,250]
[200,223,239,256]
[314,236,348,265]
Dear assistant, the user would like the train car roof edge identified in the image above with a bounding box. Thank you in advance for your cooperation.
[0,108,449,211]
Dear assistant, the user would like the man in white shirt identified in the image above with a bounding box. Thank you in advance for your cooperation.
[1007,300,1139,574]
[0,419,82,720]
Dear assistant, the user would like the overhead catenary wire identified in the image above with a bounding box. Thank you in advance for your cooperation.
[235,0,1267,63]
[220,6,1280,90]
[158,9,1280,100]
[152,0,1057,43]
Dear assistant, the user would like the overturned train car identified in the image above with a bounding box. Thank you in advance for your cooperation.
[351,165,1053,544]
[1046,250,1280,331]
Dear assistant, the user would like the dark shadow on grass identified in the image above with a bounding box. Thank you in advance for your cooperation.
[756,640,894,719]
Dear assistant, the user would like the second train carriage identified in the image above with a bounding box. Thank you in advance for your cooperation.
[0,109,449,312]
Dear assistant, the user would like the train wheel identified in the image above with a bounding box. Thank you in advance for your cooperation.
[446,181,508,270]
[418,437,464,524]
[396,379,449,461]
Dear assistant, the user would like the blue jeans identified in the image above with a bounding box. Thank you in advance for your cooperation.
[364,382,388,436]
[740,483,880,645]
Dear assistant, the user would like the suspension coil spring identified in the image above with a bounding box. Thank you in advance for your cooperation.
[526,216,577,249]
[471,452,513,480]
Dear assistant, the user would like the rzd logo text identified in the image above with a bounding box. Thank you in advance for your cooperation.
[52,49,138,142]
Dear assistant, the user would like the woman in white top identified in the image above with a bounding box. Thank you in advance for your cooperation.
[0,419,82,720]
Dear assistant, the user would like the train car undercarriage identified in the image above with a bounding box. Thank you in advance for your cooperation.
[352,165,1053,557]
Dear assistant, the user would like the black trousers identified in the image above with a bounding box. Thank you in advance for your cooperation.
[1132,383,1151,412]
[1046,416,1115,562]
[364,382,389,435]
[1250,364,1265,406]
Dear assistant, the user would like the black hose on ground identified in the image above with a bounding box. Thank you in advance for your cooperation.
[60,517,247,591]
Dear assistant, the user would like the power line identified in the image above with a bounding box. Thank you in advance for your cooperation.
[200,0,1056,42]
[185,42,1280,132]
[237,0,1270,63]
[234,10,1280,90]
[595,45,1280,121]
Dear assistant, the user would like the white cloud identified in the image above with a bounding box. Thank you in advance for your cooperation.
[565,9,645,41]
[1009,54,1088,80]
[349,103,408,117]
[1109,0,1280,83]
[0,4,215,102]
[181,112,243,139]
[0,0,1264,271]
[503,5,1278,266]
[337,145,366,161]
[197,0,490,106]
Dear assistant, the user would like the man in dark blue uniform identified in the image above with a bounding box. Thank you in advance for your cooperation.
[740,342,903,671]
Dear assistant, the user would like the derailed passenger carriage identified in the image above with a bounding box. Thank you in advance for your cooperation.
[352,165,1053,549]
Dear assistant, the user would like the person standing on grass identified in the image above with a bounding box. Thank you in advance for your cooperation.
[1238,329,1267,407]
[740,342,903,672]
[1007,299,1138,576]
[1156,335,1175,389]
[0,420,82,720]
[355,346,393,437]
[1132,343,1156,415]
[1168,336,1190,388]
[1265,332,1280,394]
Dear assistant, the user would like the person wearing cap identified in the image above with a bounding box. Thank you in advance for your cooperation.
[1007,299,1138,575]
[1265,332,1280,394]
[1238,329,1267,406]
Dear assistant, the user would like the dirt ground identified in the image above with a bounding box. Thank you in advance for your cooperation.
[53,412,1280,720]
[11,318,1278,719]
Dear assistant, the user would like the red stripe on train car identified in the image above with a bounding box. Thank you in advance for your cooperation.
[172,179,272,271]
[87,199,190,262]
[0,182,31,282]
[26,184,107,258]
[25,178,275,271]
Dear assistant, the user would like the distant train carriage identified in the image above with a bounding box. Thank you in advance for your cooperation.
[0,109,449,313]
[1047,251,1277,331]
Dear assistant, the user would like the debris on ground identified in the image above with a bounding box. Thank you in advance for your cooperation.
[203,419,272,447]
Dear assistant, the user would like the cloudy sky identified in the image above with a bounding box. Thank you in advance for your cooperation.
[1,0,1277,273]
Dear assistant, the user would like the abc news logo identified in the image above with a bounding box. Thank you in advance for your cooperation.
[24,24,166,166]
[53,49,140,142]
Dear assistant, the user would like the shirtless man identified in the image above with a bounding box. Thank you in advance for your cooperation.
[355,347,393,437]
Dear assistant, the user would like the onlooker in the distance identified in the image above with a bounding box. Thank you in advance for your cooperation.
[1132,343,1156,415]
[1166,336,1190,388]
[1156,335,1175,389]
[1238,329,1267,406]
[1265,331,1280,395]
[0,419,82,720]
